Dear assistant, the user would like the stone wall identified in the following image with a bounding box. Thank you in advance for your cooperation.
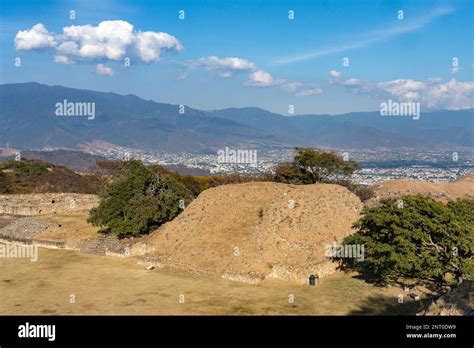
[0,217,51,243]
[0,193,99,216]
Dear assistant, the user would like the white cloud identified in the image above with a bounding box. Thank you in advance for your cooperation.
[189,55,323,96]
[53,55,74,64]
[295,87,323,97]
[95,63,114,76]
[282,82,303,92]
[329,70,341,79]
[336,75,473,110]
[194,56,256,78]
[343,78,364,87]
[198,56,256,72]
[378,79,425,101]
[134,31,183,63]
[15,23,56,51]
[60,20,135,60]
[245,71,322,96]
[245,69,283,87]
[15,20,182,65]
[422,78,474,110]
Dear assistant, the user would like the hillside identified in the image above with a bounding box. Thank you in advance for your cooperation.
[143,182,363,284]
[20,149,106,173]
[0,159,101,194]
[1,82,472,152]
[372,174,474,203]
[0,82,279,153]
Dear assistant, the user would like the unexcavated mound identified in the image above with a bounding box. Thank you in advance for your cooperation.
[371,174,474,204]
[143,182,363,284]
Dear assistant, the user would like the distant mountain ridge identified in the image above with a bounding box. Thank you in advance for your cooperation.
[0,82,472,153]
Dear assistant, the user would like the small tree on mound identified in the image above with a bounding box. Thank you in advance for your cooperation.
[273,147,359,184]
[340,196,474,287]
[88,160,191,238]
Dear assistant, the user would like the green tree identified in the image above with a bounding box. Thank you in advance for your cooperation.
[273,161,307,184]
[340,196,474,287]
[273,147,359,184]
[88,160,191,238]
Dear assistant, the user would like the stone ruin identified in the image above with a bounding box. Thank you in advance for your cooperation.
[0,193,99,216]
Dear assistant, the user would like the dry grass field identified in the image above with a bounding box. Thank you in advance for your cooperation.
[0,244,432,315]
[34,212,99,243]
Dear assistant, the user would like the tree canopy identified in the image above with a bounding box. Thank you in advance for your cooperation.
[340,196,474,287]
[88,160,191,238]
[274,147,359,184]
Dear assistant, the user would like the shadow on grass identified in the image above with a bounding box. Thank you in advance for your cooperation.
[348,294,435,315]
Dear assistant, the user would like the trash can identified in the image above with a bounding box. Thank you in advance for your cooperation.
[309,274,316,286]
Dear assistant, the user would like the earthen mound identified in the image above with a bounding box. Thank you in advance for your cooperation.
[371,175,474,204]
[143,182,363,284]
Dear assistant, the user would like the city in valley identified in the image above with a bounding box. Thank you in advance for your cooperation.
[44,143,474,184]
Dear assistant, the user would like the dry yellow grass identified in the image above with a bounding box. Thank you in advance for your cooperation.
[144,182,363,283]
[33,212,99,243]
[0,245,430,315]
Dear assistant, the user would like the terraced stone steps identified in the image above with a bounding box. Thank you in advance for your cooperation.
[76,236,130,256]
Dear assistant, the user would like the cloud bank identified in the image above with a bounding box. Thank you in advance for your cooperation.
[330,70,473,110]
[15,20,183,75]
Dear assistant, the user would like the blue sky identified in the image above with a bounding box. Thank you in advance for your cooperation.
[0,0,472,114]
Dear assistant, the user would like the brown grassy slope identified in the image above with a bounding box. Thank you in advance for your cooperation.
[144,182,363,283]
[372,174,474,203]
[0,159,101,194]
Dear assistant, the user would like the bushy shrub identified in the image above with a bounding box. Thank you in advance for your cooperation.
[340,196,474,287]
[0,160,48,175]
[273,147,359,184]
[332,180,375,202]
[0,171,10,193]
[88,160,191,238]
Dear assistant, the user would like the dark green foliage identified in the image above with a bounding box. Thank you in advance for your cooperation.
[332,180,375,202]
[273,161,307,184]
[340,196,474,287]
[90,160,269,199]
[0,170,10,193]
[273,147,359,184]
[161,168,268,198]
[0,160,49,175]
[208,173,269,187]
[88,160,191,238]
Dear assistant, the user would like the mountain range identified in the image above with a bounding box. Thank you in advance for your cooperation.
[0,82,472,153]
